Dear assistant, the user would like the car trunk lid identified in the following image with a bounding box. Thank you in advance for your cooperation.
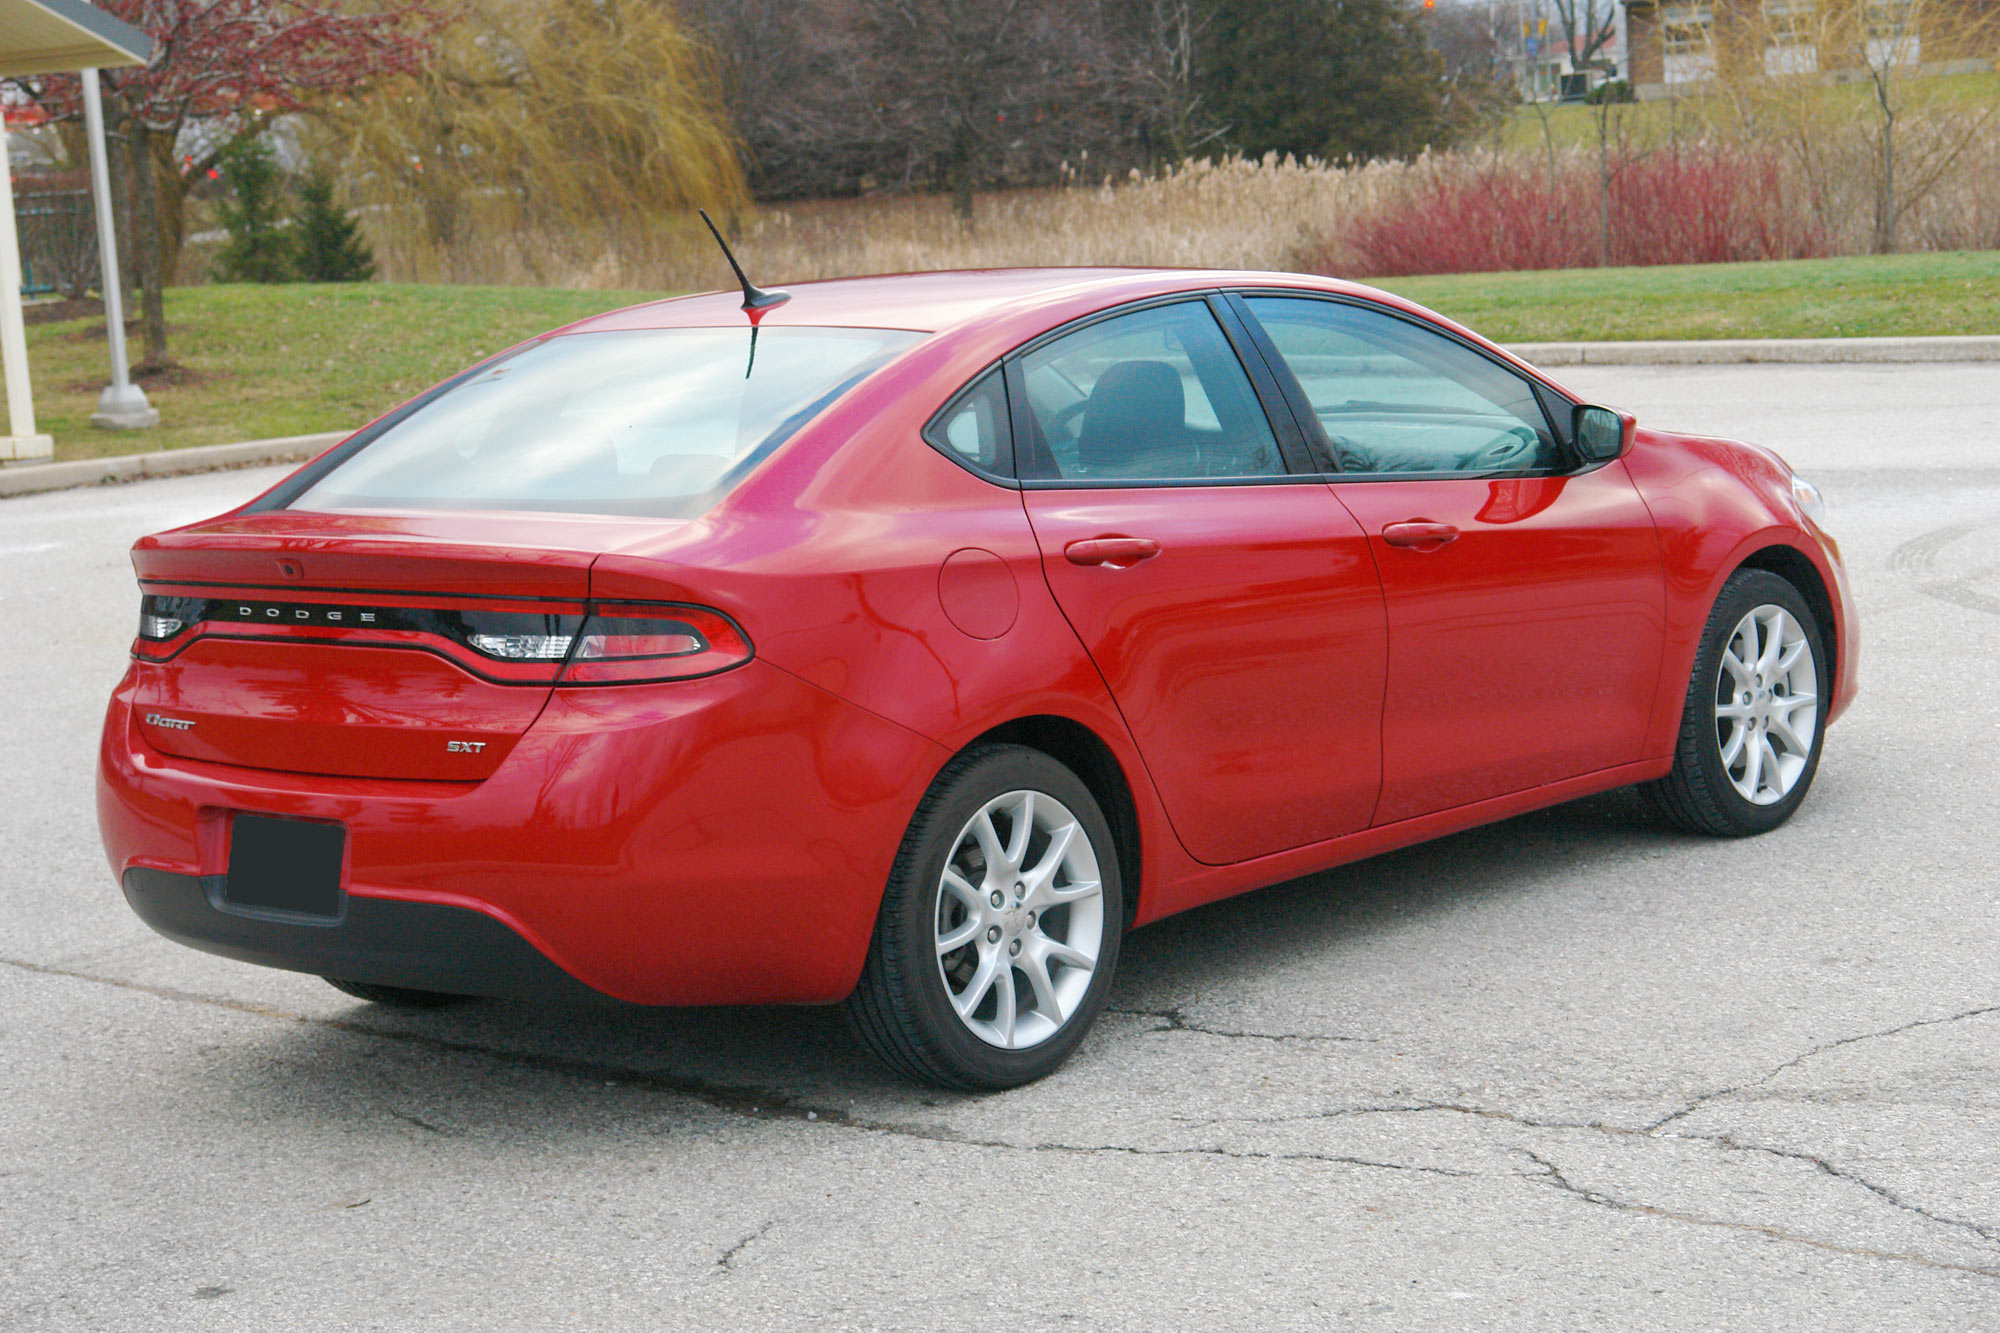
[128,511,659,780]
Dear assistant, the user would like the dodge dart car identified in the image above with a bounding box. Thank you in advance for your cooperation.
[99,266,1856,1089]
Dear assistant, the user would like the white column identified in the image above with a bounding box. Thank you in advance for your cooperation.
[83,67,156,430]
[1,114,53,463]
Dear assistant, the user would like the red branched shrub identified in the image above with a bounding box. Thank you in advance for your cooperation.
[1324,144,1827,277]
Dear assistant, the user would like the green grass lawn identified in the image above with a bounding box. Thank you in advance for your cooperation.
[1370,251,2000,342]
[5,254,1997,462]
[8,284,666,462]
[1497,70,2000,151]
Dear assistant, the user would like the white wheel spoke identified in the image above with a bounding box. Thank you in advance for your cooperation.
[1720,649,1753,689]
[1752,612,1779,673]
[970,810,1005,872]
[1772,690,1816,714]
[991,965,1017,1044]
[1740,729,1766,795]
[941,869,984,914]
[1003,793,1034,871]
[1759,736,1784,792]
[1020,949,1064,1026]
[1715,702,1754,719]
[1719,723,1747,767]
[1040,877,1101,907]
[1041,937,1096,975]
[953,949,1002,1019]
[1768,714,1810,758]
[1025,819,1078,886]
[1776,639,1809,675]
[936,918,982,955]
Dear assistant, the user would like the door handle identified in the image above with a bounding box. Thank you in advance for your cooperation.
[1064,536,1161,568]
[1381,521,1459,550]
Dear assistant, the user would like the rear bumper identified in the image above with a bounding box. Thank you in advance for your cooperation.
[100,659,949,1005]
[123,867,607,1002]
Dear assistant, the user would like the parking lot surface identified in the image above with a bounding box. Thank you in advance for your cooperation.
[3,361,1997,1329]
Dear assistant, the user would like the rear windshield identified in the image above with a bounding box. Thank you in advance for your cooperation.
[290,326,925,517]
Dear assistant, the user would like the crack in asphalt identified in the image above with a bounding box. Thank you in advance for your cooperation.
[7,954,1994,1279]
[1104,1004,1381,1043]
[1645,1004,2000,1132]
[1686,1134,2000,1248]
[1518,1150,2000,1280]
[385,1106,462,1138]
[715,1220,775,1272]
[1177,1100,2000,1252]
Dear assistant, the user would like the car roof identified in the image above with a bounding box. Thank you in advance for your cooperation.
[558,267,1373,337]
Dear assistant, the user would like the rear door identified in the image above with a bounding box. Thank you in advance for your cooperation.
[1011,297,1388,866]
[1236,293,1667,825]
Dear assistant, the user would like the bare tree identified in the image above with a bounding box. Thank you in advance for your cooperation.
[1120,0,1228,166]
[1709,0,2000,253]
[1551,0,1620,74]
[689,0,900,200]
[862,0,1128,223]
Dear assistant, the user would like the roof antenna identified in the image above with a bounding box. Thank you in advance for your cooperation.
[698,209,789,311]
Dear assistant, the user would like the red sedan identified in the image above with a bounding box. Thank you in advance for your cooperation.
[98,268,1857,1088]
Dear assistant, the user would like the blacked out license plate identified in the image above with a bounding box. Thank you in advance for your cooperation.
[224,814,347,919]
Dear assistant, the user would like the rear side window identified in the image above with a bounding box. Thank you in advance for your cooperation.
[290,326,925,517]
[924,368,1011,475]
[1245,296,1559,476]
[1015,301,1286,482]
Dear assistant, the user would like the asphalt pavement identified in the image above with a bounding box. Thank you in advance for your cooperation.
[2,361,1997,1329]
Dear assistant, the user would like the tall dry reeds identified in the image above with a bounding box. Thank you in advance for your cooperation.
[348,116,2000,291]
[359,154,1409,289]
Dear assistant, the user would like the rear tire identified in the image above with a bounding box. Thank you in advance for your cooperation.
[845,744,1124,1090]
[1643,568,1828,837]
[323,977,464,1009]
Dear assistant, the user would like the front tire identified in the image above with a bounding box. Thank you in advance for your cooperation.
[845,744,1124,1090]
[1644,568,1828,836]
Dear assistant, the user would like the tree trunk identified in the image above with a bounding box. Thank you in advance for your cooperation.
[130,135,169,366]
[1594,100,1613,267]
[950,140,977,229]
[146,129,191,283]
[1872,83,1897,254]
[111,117,140,304]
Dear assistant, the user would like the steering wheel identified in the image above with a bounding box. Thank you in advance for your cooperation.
[1462,427,1539,472]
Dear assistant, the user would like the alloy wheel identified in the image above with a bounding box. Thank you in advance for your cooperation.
[934,789,1105,1050]
[1713,604,1819,806]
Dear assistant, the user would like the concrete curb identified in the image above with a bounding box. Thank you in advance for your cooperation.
[0,432,346,500]
[1507,335,2000,366]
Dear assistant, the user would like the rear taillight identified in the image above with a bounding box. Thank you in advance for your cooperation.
[130,592,749,684]
[557,604,752,684]
[138,594,202,643]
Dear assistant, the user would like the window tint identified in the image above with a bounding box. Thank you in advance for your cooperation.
[1245,297,1560,476]
[1016,301,1285,481]
[291,326,925,517]
[926,368,1010,474]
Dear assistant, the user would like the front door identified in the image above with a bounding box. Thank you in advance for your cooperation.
[1010,298,1388,865]
[1239,293,1667,825]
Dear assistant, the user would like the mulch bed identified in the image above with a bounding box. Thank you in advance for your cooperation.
[23,297,105,326]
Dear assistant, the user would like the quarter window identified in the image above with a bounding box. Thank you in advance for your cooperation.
[926,368,1011,475]
[1245,297,1561,476]
[1015,301,1286,482]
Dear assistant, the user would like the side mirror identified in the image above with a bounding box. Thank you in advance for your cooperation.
[1573,404,1630,462]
